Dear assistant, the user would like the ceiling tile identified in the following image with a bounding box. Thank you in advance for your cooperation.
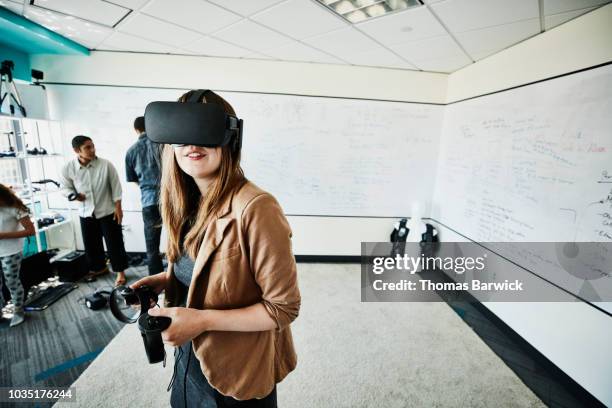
[207,0,286,17]
[141,0,242,34]
[108,0,149,9]
[99,31,174,53]
[118,13,202,47]
[389,34,466,61]
[302,26,381,56]
[341,47,418,70]
[263,40,345,64]
[251,0,347,40]
[355,6,447,46]
[23,5,113,48]
[181,36,252,57]
[544,7,598,29]
[0,0,24,14]
[412,54,472,73]
[430,0,539,33]
[212,19,292,52]
[242,51,277,60]
[543,0,610,15]
[456,18,540,60]
[31,0,130,27]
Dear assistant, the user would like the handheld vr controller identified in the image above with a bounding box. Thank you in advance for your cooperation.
[109,285,171,364]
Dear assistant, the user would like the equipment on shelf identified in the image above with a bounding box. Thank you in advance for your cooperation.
[0,60,26,116]
[36,211,65,228]
[26,146,48,155]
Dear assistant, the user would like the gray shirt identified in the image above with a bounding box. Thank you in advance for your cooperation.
[59,156,122,218]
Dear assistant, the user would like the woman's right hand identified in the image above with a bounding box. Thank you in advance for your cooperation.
[130,272,168,294]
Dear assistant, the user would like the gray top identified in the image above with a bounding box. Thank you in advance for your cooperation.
[174,252,196,289]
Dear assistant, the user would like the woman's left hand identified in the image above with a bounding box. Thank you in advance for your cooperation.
[148,307,208,347]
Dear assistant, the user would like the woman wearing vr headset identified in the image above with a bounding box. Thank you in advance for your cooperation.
[132,90,300,407]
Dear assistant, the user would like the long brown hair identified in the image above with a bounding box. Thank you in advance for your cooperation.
[161,90,246,262]
[0,184,30,213]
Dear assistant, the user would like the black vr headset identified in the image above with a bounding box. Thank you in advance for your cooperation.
[144,89,243,152]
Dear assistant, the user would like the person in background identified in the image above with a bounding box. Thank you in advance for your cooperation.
[0,184,35,327]
[59,135,129,286]
[125,116,163,276]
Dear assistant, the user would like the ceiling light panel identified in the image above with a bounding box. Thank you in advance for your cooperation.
[141,0,242,34]
[31,0,130,27]
[316,0,422,24]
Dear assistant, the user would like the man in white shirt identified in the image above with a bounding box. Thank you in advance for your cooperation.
[59,135,128,286]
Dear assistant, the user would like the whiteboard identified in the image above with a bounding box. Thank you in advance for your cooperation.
[432,64,612,308]
[46,85,443,216]
[433,64,612,243]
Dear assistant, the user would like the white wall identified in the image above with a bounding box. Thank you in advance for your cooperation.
[31,51,447,255]
[442,5,612,405]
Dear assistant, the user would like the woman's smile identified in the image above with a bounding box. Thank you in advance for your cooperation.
[186,151,207,160]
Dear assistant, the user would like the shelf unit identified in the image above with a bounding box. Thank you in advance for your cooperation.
[0,115,75,255]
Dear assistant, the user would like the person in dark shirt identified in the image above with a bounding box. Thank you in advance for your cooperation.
[125,116,163,275]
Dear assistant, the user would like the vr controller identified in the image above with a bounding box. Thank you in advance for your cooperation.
[109,285,171,364]
[144,89,243,151]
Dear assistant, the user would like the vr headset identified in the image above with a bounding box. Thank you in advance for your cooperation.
[144,89,243,152]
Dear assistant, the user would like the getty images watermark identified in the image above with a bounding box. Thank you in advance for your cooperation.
[361,242,612,302]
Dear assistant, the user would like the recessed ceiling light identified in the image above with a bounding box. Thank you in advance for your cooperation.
[317,0,420,24]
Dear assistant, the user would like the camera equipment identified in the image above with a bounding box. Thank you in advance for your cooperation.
[109,285,171,364]
[144,89,243,152]
[0,60,27,116]
[31,69,44,85]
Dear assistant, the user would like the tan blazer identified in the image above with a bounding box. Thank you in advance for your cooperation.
[164,180,300,400]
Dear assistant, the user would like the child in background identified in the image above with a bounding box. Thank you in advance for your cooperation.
[0,184,35,327]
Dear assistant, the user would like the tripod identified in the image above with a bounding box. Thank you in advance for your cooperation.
[0,60,27,117]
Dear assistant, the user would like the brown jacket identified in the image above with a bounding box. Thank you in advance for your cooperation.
[164,181,300,400]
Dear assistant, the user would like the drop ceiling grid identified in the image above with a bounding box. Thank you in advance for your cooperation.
[2,0,611,73]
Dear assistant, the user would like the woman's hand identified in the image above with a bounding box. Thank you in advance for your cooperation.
[148,307,208,347]
[130,272,167,294]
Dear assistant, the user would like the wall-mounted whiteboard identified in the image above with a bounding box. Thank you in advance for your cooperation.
[433,64,612,244]
[46,85,443,216]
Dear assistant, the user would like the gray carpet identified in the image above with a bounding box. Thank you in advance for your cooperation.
[54,264,543,407]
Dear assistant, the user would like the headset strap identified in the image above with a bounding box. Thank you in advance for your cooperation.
[187,89,210,103]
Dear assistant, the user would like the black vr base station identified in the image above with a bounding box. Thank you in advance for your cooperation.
[107,89,244,364]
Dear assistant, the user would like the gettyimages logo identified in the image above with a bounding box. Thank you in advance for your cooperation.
[361,242,612,302]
